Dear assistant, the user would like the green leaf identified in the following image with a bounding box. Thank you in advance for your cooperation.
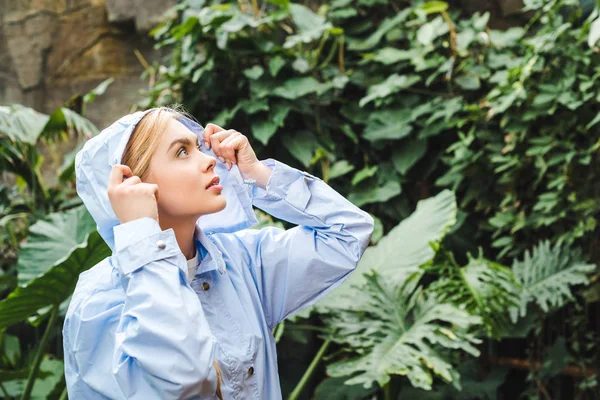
[420,1,449,14]
[243,65,264,80]
[83,77,115,104]
[417,16,449,45]
[283,130,319,167]
[428,255,521,338]
[17,206,97,285]
[328,160,355,180]
[284,4,333,48]
[348,9,411,51]
[271,77,323,99]
[588,16,600,48]
[0,207,110,329]
[0,104,50,144]
[371,47,422,65]
[348,180,401,207]
[319,190,457,311]
[326,274,481,390]
[269,56,286,77]
[359,74,421,107]
[351,165,378,186]
[3,357,63,398]
[391,138,428,175]
[251,104,291,145]
[512,240,596,318]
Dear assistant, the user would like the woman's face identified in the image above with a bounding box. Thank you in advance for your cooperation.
[145,118,227,219]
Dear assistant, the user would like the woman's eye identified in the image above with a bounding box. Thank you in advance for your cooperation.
[177,146,188,157]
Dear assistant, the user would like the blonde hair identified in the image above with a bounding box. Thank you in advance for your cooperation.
[121,104,192,180]
[121,104,224,399]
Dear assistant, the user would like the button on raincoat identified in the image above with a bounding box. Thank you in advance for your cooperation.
[63,108,375,399]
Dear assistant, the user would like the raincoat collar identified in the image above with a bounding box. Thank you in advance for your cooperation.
[75,107,258,254]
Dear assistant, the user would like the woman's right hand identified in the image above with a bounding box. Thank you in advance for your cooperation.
[108,164,160,224]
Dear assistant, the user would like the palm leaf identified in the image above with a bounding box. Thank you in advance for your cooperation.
[326,272,481,391]
[512,240,596,318]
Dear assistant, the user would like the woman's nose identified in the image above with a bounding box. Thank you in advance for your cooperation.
[202,154,217,172]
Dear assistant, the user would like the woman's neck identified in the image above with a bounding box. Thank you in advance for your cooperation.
[158,216,198,260]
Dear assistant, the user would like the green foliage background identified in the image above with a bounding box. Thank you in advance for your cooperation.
[1,0,600,398]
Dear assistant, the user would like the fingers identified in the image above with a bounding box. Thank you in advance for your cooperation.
[209,129,239,161]
[220,133,246,170]
[203,123,225,149]
[108,164,132,190]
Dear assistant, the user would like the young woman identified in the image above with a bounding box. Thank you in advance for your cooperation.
[63,105,374,399]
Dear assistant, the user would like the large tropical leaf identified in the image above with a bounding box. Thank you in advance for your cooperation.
[325,273,482,391]
[511,240,596,318]
[0,105,49,144]
[17,206,98,285]
[0,206,110,329]
[317,190,457,311]
[426,254,521,338]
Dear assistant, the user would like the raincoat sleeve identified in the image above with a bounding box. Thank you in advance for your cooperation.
[232,159,374,329]
[63,217,218,399]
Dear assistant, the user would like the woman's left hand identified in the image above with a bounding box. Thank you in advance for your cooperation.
[202,123,260,175]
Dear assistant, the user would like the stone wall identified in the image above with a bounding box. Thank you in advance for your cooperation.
[0,0,175,130]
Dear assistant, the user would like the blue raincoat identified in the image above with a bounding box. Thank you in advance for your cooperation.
[63,108,375,399]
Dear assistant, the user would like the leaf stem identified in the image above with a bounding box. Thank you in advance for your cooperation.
[288,339,331,400]
[0,382,9,398]
[58,386,68,400]
[21,305,59,400]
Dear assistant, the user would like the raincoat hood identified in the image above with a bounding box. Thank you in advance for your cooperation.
[74,107,258,251]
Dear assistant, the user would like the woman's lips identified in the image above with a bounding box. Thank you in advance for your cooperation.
[206,176,223,192]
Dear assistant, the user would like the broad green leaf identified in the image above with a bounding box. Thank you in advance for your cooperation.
[351,165,378,186]
[0,207,110,329]
[348,180,401,207]
[283,130,319,167]
[420,1,448,14]
[328,160,355,180]
[243,65,264,80]
[17,206,97,285]
[359,74,421,107]
[588,16,600,48]
[3,357,63,399]
[319,190,457,312]
[371,47,422,65]
[391,138,428,175]
[362,120,413,142]
[326,274,481,390]
[268,56,286,77]
[417,16,449,45]
[427,255,521,338]
[251,104,291,145]
[271,77,323,99]
[348,9,410,51]
[0,104,49,144]
[512,240,596,318]
[284,4,333,48]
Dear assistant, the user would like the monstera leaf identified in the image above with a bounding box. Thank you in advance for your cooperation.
[0,206,110,329]
[427,254,521,338]
[325,273,482,391]
[512,240,596,318]
[317,190,457,311]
